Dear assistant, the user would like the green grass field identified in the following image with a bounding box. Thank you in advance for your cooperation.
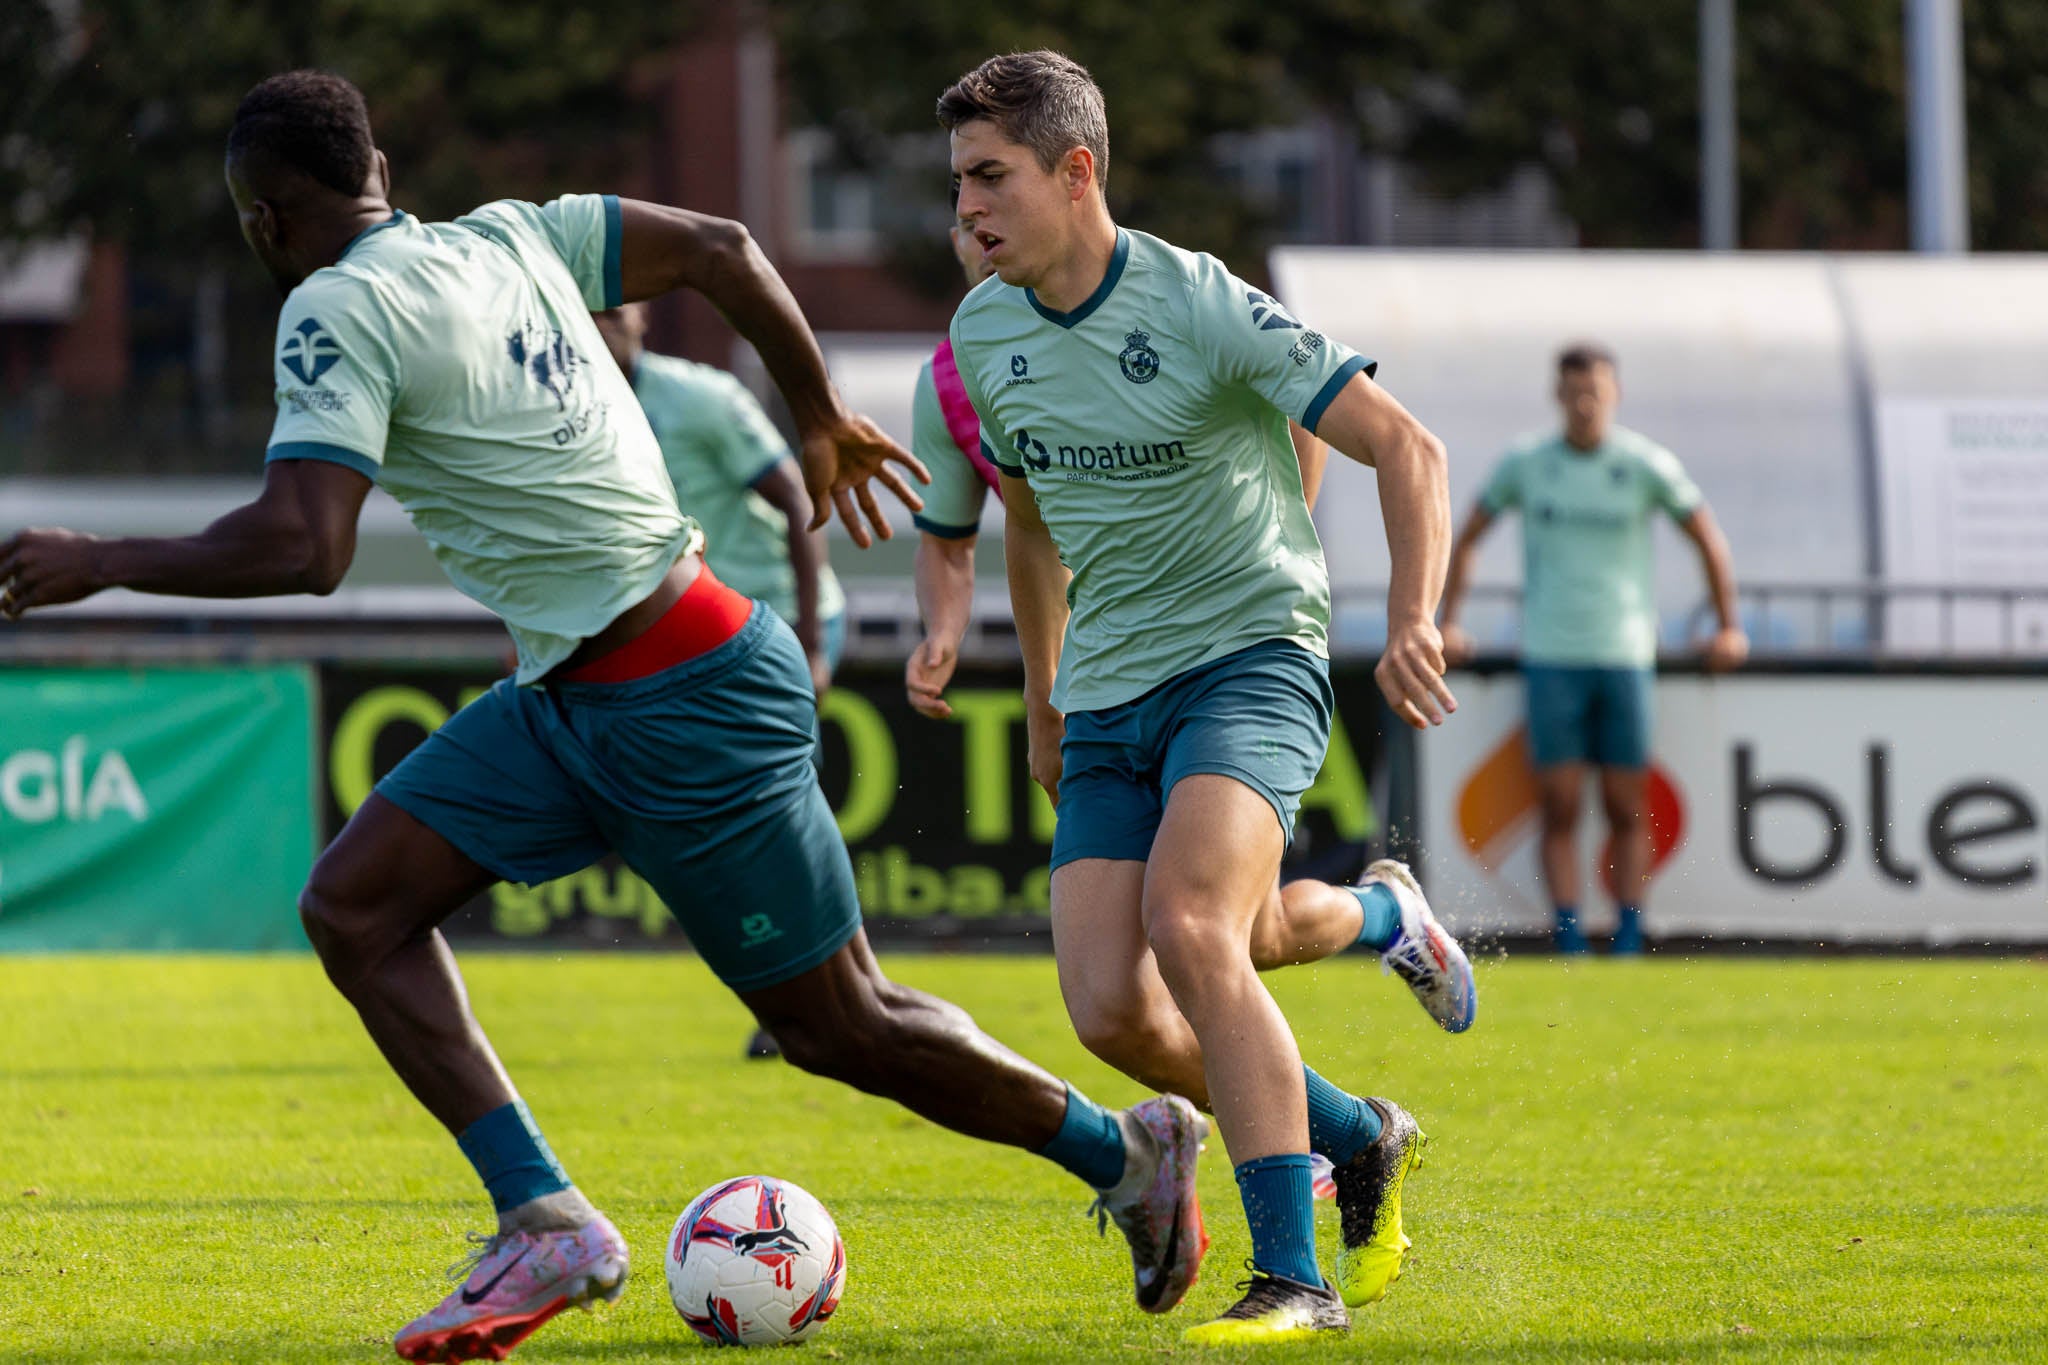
[3,953,2045,1363]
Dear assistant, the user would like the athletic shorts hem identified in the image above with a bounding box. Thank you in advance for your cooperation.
[372,782,591,888]
[1162,761,1295,842]
[1047,836,1153,872]
[714,914,863,993]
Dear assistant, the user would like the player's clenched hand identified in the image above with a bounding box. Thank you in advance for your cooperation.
[1025,697,1066,806]
[799,412,930,550]
[1703,625,1750,673]
[0,528,106,620]
[906,635,960,720]
[1376,618,1458,730]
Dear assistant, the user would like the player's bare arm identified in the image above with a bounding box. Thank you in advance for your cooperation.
[1,459,371,619]
[750,458,833,692]
[1000,472,1070,803]
[907,532,977,719]
[1680,503,1748,671]
[1312,371,1458,729]
[615,199,928,547]
[1438,502,1498,665]
[1288,421,1329,512]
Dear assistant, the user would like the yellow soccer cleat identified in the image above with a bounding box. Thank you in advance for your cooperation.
[1182,1266,1350,1346]
[1331,1097,1426,1308]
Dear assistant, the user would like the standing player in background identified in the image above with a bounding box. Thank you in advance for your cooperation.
[941,52,1475,1343]
[592,303,847,697]
[0,71,1224,1362]
[1440,343,1747,954]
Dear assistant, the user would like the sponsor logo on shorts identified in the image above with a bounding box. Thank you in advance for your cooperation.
[739,913,784,948]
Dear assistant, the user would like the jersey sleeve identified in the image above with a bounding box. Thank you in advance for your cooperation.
[264,276,396,482]
[1184,254,1375,434]
[476,194,623,311]
[1642,442,1704,519]
[1479,450,1526,513]
[911,361,986,537]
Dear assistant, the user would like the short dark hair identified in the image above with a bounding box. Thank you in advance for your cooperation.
[226,71,375,197]
[1558,341,1618,376]
[936,51,1110,194]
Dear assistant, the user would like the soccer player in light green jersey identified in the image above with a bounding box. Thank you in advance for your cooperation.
[592,303,847,696]
[0,70,1247,1361]
[1440,342,1747,955]
[939,51,1476,1342]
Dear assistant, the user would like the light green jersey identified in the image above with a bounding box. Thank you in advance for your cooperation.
[950,228,1370,712]
[632,352,843,625]
[909,357,991,539]
[264,195,697,683]
[1479,425,1703,667]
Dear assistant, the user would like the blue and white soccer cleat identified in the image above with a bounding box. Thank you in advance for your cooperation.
[1362,859,1477,1033]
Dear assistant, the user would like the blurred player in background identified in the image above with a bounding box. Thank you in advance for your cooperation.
[0,71,1233,1361]
[592,304,846,696]
[942,51,1474,1343]
[1440,342,1747,954]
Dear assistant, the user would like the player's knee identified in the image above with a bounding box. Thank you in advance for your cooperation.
[1604,796,1644,834]
[1067,992,1161,1070]
[1538,789,1580,834]
[1144,900,1241,996]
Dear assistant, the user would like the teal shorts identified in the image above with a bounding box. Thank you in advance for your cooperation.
[1523,663,1654,770]
[1051,640,1333,870]
[377,605,861,991]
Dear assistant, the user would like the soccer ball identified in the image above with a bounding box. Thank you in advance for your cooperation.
[666,1175,847,1346]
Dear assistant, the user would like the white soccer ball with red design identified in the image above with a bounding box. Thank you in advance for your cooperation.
[665,1175,847,1346]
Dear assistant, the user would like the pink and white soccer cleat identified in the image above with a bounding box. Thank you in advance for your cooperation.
[393,1215,629,1363]
[1092,1094,1210,1314]
[1365,859,1477,1033]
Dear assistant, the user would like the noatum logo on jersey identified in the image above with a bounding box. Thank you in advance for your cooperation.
[279,317,343,385]
[1012,426,1188,476]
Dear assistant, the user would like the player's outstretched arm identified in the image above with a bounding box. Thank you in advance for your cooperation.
[1438,503,1498,666]
[0,460,370,619]
[1001,474,1071,802]
[907,531,977,720]
[1680,504,1749,671]
[613,200,926,547]
[1313,372,1457,729]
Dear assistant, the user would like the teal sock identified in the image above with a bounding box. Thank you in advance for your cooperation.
[457,1100,572,1214]
[1235,1154,1322,1287]
[1036,1086,1126,1190]
[1304,1067,1382,1166]
[1349,882,1402,951]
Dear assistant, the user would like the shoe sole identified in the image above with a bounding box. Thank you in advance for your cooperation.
[395,1258,628,1363]
[1335,1128,1426,1309]
[1138,1098,1212,1316]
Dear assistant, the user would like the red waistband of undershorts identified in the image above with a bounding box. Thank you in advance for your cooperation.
[556,565,753,685]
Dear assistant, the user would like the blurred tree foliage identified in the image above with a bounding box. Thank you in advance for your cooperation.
[779,0,2048,254]
[3,0,697,268]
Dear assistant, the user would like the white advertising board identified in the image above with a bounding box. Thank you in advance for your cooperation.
[1418,673,2048,943]
[1876,398,2048,654]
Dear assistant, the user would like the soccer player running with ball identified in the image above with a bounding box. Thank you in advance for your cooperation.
[939,52,1477,1343]
[0,71,1250,1362]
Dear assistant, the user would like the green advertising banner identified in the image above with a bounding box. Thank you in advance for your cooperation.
[0,667,317,950]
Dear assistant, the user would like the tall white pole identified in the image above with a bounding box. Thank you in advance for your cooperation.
[1906,0,1969,252]
[1699,0,1737,250]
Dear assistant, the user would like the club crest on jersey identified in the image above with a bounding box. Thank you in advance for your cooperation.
[506,322,585,411]
[1118,329,1160,384]
[279,317,342,386]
